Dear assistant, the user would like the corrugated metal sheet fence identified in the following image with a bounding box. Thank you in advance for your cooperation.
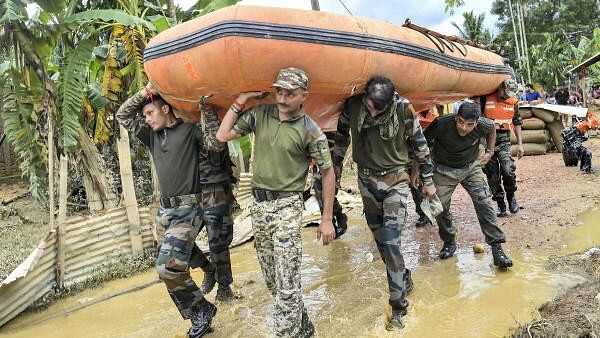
[0,207,156,327]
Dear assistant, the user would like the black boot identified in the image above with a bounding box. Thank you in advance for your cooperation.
[200,266,217,295]
[507,194,519,214]
[497,199,508,217]
[188,299,217,338]
[298,308,315,338]
[438,241,457,260]
[415,214,432,227]
[334,211,348,239]
[215,284,234,302]
[491,243,513,268]
[386,303,407,331]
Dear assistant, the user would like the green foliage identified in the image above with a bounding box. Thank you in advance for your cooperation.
[0,0,26,24]
[451,11,492,46]
[444,0,465,14]
[59,39,95,151]
[64,9,157,31]
[193,0,240,15]
[530,32,574,88]
[1,69,48,204]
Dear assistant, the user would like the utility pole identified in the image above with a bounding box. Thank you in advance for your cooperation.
[507,0,522,80]
[517,0,531,83]
[311,0,320,11]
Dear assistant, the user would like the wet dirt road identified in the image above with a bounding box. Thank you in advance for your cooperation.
[3,207,599,338]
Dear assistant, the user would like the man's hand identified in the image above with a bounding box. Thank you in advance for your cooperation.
[480,151,493,165]
[317,218,335,245]
[422,184,436,197]
[143,82,158,96]
[517,145,524,159]
[236,91,269,105]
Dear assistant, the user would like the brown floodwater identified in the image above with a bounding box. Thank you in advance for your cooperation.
[1,208,599,338]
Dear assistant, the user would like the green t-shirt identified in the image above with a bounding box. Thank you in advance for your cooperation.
[233,104,332,192]
[425,114,495,168]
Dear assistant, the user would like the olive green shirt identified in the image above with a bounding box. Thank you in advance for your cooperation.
[233,104,332,192]
[424,114,495,168]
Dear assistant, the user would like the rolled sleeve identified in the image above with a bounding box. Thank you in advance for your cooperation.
[233,108,257,136]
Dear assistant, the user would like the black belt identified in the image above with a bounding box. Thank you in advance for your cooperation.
[159,193,202,208]
[251,188,301,202]
[359,167,404,177]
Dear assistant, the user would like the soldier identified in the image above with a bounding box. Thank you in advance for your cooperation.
[410,108,439,227]
[481,79,524,217]
[424,102,513,269]
[311,131,348,238]
[117,84,221,338]
[216,67,336,338]
[189,105,235,301]
[333,76,436,331]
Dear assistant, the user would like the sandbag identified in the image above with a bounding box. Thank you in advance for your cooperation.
[519,107,533,119]
[532,108,557,123]
[521,117,545,130]
[546,120,565,153]
[511,143,547,156]
[510,129,549,144]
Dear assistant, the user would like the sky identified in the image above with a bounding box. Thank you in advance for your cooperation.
[174,0,500,36]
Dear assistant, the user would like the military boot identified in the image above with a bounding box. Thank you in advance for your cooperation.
[215,284,234,302]
[188,299,217,338]
[491,243,513,268]
[507,194,519,214]
[438,241,457,260]
[497,199,509,217]
[386,305,407,331]
[298,308,315,338]
[334,211,348,239]
[200,266,217,295]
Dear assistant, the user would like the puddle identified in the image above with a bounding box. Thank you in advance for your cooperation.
[1,208,599,338]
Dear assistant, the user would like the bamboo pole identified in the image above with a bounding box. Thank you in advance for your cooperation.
[517,1,531,83]
[57,155,68,285]
[48,114,55,232]
[507,0,522,79]
[116,125,143,255]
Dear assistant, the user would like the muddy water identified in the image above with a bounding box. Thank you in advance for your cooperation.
[2,208,599,338]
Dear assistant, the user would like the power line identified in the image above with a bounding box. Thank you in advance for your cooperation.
[337,0,353,16]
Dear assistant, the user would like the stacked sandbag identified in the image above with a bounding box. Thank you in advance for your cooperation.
[510,116,549,156]
[532,107,564,153]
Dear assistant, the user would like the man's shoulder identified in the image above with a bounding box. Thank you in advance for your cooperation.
[436,114,456,124]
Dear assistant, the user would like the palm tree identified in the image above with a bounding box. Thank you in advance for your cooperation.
[451,11,493,46]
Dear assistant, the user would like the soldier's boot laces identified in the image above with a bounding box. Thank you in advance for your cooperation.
[386,308,407,331]
[492,243,513,268]
[334,212,348,239]
[215,284,234,302]
[200,267,217,295]
[507,195,519,214]
[415,214,431,227]
[497,199,509,217]
[298,308,315,338]
[188,299,217,338]
[438,241,457,260]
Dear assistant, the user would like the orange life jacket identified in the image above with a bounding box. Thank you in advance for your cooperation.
[484,94,518,131]
[576,110,599,134]
[417,109,439,130]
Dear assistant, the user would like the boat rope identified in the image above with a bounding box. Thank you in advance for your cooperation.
[337,0,354,16]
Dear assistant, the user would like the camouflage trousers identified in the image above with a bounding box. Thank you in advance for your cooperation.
[357,170,411,312]
[433,161,506,245]
[250,194,309,337]
[189,183,234,286]
[156,204,205,319]
[483,139,517,202]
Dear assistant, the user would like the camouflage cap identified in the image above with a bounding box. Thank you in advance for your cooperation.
[272,67,309,90]
[501,78,518,99]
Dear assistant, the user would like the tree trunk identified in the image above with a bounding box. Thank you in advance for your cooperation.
[167,0,177,23]
[78,128,118,211]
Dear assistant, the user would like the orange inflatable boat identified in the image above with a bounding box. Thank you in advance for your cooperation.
[144,5,512,130]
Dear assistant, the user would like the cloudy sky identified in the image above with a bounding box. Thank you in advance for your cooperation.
[175,0,499,36]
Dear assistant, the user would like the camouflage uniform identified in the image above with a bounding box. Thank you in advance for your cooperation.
[233,67,332,337]
[333,94,434,314]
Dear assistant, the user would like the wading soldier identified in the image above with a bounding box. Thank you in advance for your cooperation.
[216,67,336,338]
[117,84,218,338]
[481,79,524,217]
[333,76,436,331]
[424,102,513,269]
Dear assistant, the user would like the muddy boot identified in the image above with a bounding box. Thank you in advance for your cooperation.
[414,214,431,227]
[496,199,508,217]
[334,212,348,239]
[188,299,217,338]
[385,307,407,331]
[491,243,513,268]
[200,266,217,295]
[215,284,234,302]
[507,194,519,214]
[403,268,413,295]
[299,308,315,338]
[438,241,457,260]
